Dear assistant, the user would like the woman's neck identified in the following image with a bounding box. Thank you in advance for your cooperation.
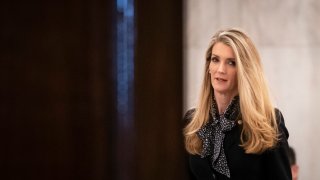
[214,92,237,115]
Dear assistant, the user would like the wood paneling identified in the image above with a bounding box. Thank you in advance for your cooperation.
[0,0,187,179]
[0,1,114,179]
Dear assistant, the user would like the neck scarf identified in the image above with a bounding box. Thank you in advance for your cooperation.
[197,95,240,178]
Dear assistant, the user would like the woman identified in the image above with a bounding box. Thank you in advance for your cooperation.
[183,28,291,180]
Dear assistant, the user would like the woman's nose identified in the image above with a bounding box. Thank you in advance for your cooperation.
[217,63,226,73]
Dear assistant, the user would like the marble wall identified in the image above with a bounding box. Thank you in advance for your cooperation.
[183,0,320,179]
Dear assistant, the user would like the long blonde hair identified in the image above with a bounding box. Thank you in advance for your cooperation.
[184,28,278,154]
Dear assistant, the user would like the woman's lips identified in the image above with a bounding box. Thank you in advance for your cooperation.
[215,77,227,81]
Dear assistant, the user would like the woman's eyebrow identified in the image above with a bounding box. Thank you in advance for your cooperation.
[211,53,235,60]
[211,54,218,58]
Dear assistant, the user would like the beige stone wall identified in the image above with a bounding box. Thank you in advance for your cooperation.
[184,0,320,179]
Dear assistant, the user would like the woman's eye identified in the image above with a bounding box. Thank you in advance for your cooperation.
[228,60,236,66]
[211,57,218,62]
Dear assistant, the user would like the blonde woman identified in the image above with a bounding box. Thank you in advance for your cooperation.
[184,28,291,180]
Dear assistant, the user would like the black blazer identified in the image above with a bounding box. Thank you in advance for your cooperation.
[184,109,292,180]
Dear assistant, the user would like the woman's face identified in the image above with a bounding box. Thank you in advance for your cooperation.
[209,42,238,96]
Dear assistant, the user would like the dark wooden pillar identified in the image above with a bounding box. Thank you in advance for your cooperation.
[134,0,187,179]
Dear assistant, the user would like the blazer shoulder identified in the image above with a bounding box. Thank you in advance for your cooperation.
[274,108,289,140]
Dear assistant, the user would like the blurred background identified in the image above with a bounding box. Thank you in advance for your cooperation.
[1,0,319,180]
[184,0,320,179]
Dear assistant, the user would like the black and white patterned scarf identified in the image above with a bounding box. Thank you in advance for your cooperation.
[197,95,240,178]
